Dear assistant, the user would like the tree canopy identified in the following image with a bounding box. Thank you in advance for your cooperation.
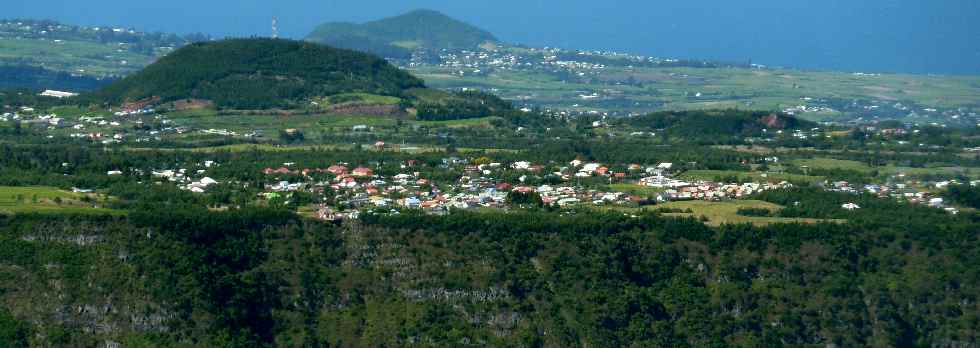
[86,38,425,109]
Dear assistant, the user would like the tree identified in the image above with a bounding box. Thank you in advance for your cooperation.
[506,191,544,208]
[279,129,305,144]
[0,309,31,347]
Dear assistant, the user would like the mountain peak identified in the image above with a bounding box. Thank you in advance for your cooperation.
[306,10,497,58]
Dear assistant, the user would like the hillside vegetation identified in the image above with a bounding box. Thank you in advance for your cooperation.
[620,110,817,138]
[306,9,498,59]
[87,38,425,109]
[1,194,977,346]
[0,65,112,91]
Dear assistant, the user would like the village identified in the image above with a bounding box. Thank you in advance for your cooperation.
[95,143,973,223]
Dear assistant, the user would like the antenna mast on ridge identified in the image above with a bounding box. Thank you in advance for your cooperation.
[272,17,279,39]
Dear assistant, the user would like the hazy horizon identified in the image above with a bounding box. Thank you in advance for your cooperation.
[7,0,980,75]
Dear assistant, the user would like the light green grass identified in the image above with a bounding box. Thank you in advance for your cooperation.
[608,183,665,196]
[0,186,118,215]
[320,93,403,106]
[391,41,421,50]
[881,166,980,179]
[658,200,843,226]
[411,64,980,117]
[792,158,875,173]
[416,116,498,127]
[126,144,352,153]
[680,170,824,184]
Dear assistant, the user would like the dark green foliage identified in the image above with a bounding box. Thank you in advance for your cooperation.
[505,190,544,207]
[0,89,73,110]
[416,90,515,121]
[306,9,497,57]
[622,109,816,140]
[0,191,978,346]
[87,38,425,109]
[0,65,112,91]
[304,23,413,59]
[736,207,772,217]
[278,129,305,144]
[354,207,980,346]
[0,308,31,348]
[130,206,297,346]
[947,184,980,209]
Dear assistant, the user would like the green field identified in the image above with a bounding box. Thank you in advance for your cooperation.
[0,186,118,215]
[413,65,980,121]
[659,200,843,226]
[881,165,980,179]
[608,183,666,196]
[792,158,876,173]
[0,37,156,77]
[680,170,824,184]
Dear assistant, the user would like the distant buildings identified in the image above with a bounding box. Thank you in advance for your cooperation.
[39,90,78,98]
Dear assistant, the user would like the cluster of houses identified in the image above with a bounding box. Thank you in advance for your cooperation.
[256,159,688,221]
[103,161,221,193]
[1,106,197,144]
[409,44,713,85]
[827,179,976,214]
[642,176,795,202]
[249,156,828,222]
[783,104,836,115]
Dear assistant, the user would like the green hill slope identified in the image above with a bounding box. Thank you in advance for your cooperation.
[87,38,425,109]
[306,9,498,59]
[621,110,817,137]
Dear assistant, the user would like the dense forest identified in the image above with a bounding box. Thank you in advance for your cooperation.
[416,90,517,121]
[0,186,977,346]
[947,185,980,209]
[86,38,425,109]
[620,110,817,139]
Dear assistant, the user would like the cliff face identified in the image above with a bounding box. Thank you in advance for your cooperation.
[1,217,173,346]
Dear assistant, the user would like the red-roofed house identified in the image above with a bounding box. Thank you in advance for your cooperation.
[514,186,535,193]
[327,165,348,176]
[264,167,292,175]
[352,167,374,177]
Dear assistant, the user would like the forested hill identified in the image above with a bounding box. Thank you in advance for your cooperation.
[86,38,425,109]
[306,9,498,59]
[621,110,818,137]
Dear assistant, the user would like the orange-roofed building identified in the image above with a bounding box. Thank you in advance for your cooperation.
[327,165,348,176]
[352,167,374,177]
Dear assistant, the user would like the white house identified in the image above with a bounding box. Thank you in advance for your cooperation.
[40,90,78,98]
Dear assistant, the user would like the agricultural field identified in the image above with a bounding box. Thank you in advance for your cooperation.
[658,200,844,226]
[791,158,876,173]
[0,186,116,215]
[679,169,824,184]
[607,183,666,196]
[881,165,980,179]
[413,64,980,123]
[0,37,155,77]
